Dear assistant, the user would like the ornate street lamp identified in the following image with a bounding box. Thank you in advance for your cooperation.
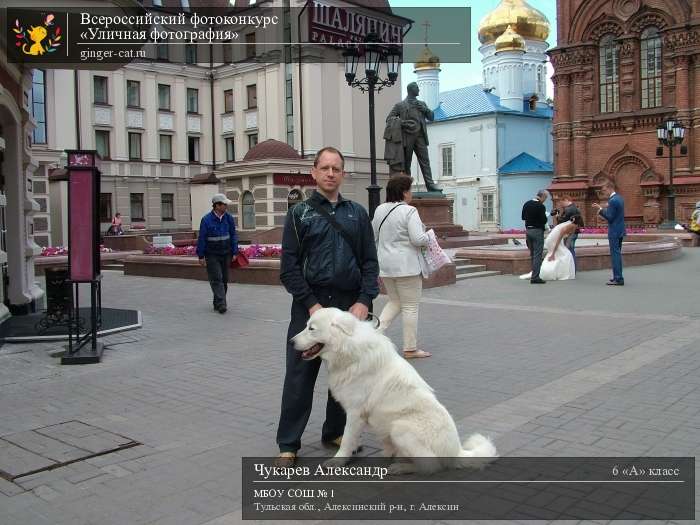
[656,118,687,228]
[343,34,401,219]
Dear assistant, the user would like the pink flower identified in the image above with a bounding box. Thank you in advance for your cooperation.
[143,244,198,256]
[240,244,281,259]
[40,246,68,257]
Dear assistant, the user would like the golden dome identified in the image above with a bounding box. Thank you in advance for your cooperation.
[414,45,441,71]
[478,0,550,45]
[495,25,526,53]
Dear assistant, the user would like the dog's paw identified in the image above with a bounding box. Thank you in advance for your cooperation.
[387,462,415,476]
[323,456,349,468]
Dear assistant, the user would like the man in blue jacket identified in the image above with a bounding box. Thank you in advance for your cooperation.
[593,180,625,286]
[276,146,379,465]
[197,193,238,313]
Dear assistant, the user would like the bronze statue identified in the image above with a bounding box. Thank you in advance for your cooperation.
[384,82,440,192]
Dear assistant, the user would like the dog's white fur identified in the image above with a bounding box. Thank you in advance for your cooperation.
[291,307,498,474]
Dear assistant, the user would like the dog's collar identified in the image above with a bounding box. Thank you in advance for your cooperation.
[366,312,381,330]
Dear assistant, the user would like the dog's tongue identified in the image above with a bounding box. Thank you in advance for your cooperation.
[302,343,323,360]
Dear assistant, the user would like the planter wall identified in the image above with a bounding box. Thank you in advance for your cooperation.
[124,255,281,285]
[124,255,456,289]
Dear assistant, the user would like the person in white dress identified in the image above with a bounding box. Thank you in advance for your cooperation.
[372,175,431,358]
[520,219,577,281]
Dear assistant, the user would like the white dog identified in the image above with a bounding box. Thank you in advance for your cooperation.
[291,307,498,474]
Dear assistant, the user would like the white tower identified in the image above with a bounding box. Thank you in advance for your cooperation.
[413,21,441,111]
[414,45,441,111]
[493,26,526,111]
[478,0,551,108]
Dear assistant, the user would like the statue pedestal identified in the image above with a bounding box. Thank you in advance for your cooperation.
[411,194,467,238]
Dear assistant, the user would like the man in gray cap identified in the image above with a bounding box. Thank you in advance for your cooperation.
[196,193,239,313]
[385,82,439,192]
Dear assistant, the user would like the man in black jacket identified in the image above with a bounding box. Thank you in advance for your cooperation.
[521,190,549,284]
[556,195,582,267]
[276,146,379,465]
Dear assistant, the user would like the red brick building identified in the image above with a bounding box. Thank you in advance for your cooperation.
[548,0,700,227]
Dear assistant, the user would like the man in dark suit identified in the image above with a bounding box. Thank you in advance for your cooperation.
[593,181,625,285]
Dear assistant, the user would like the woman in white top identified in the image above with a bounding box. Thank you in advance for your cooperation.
[371,175,431,358]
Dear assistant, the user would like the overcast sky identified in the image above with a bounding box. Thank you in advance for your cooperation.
[388,0,557,96]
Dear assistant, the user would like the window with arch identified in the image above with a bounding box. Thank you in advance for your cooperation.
[537,66,545,95]
[640,26,662,108]
[241,191,255,229]
[599,34,620,113]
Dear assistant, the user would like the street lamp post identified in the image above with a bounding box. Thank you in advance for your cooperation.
[656,119,686,229]
[343,34,401,219]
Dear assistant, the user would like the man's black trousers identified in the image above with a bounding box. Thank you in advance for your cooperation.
[526,227,545,280]
[276,288,366,453]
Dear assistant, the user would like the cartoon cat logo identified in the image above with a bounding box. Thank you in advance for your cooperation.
[14,14,61,56]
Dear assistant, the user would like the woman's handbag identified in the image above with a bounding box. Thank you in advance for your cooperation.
[419,229,451,277]
[231,250,249,269]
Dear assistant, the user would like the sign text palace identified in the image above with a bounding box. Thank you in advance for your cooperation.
[308,1,403,46]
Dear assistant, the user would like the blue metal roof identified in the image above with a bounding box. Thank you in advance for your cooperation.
[432,84,553,121]
[499,152,553,174]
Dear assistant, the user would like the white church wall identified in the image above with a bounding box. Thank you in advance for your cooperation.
[425,115,497,182]
[417,114,500,231]
[497,113,553,231]
[500,173,553,230]
[424,111,553,232]
[497,114,552,168]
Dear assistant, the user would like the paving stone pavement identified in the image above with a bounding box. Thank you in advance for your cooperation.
[1,249,699,525]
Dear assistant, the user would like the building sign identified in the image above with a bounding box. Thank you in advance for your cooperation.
[69,169,98,282]
[273,173,316,187]
[308,1,404,46]
[67,150,101,282]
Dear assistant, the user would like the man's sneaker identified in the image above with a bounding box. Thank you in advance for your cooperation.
[327,436,343,447]
[606,280,624,286]
[217,305,227,313]
[274,452,296,467]
[530,278,546,284]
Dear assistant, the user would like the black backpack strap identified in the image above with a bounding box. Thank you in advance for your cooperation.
[376,203,404,240]
[306,199,362,264]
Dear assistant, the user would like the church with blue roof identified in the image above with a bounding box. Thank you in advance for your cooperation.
[409,0,554,231]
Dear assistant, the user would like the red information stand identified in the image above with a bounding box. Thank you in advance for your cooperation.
[64,150,103,364]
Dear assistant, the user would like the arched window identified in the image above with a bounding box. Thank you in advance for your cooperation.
[599,34,620,113]
[287,189,303,210]
[640,27,662,108]
[241,191,255,229]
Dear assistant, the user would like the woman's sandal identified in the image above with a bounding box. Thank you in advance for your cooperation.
[403,350,432,359]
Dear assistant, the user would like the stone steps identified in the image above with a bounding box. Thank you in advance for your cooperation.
[102,263,124,271]
[455,263,488,275]
[453,257,501,280]
[456,270,502,280]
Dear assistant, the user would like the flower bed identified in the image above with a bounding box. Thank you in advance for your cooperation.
[41,246,113,257]
[500,227,648,234]
[142,243,282,258]
[240,244,282,258]
[143,244,197,256]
